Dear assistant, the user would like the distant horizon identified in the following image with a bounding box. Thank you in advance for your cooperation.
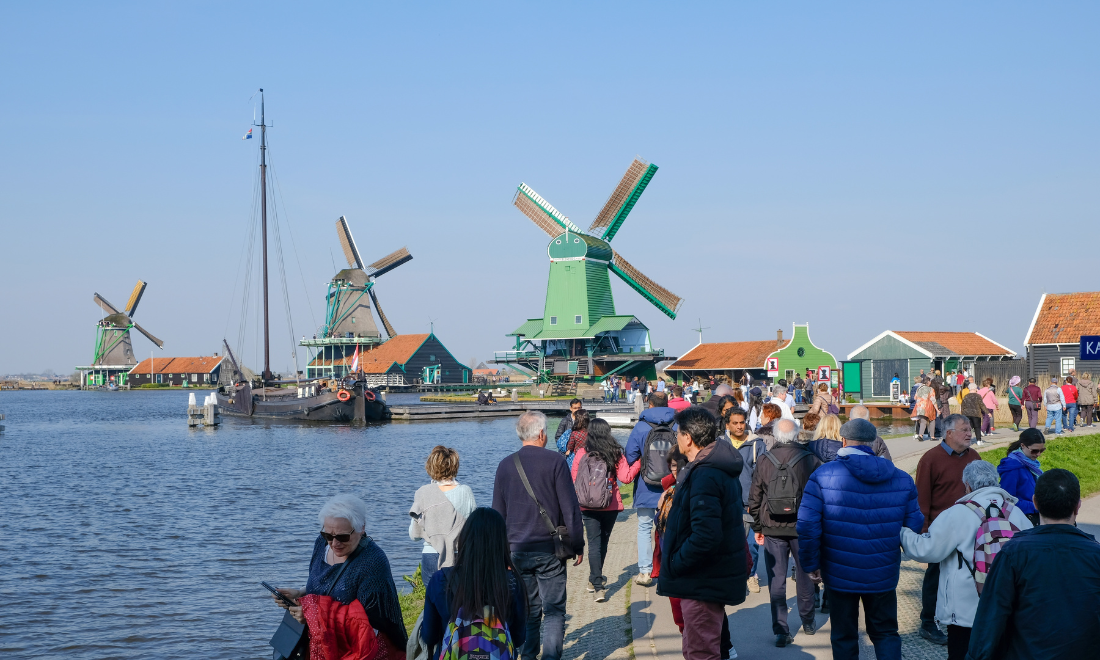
[2,3,1097,374]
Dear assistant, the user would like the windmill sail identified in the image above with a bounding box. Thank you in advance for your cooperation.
[93,293,121,315]
[125,280,148,316]
[336,216,365,270]
[589,159,658,242]
[132,321,165,348]
[610,249,683,320]
[513,184,582,237]
[368,287,397,338]
[366,247,413,279]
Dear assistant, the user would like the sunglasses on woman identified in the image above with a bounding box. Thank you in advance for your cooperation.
[320,530,353,543]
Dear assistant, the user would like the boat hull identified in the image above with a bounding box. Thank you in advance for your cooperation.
[215,385,390,422]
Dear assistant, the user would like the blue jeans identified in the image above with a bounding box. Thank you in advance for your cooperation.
[794,390,803,404]
[637,507,655,574]
[1065,403,1078,430]
[420,551,439,587]
[1046,408,1064,434]
[512,551,567,660]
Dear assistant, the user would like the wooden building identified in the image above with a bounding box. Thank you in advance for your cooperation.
[129,356,225,387]
[306,333,470,385]
[768,324,838,385]
[663,338,785,385]
[1024,291,1100,379]
[846,331,1016,399]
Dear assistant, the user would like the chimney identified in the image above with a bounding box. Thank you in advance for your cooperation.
[777,329,784,348]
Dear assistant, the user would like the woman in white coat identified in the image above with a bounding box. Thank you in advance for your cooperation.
[900,460,1033,660]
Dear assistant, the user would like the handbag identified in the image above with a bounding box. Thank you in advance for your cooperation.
[512,454,575,560]
[270,541,367,660]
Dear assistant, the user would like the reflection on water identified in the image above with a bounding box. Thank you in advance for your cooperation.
[0,390,616,659]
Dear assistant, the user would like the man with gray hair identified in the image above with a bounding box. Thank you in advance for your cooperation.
[747,418,823,646]
[768,384,798,423]
[848,405,894,461]
[493,411,585,660]
[901,460,1032,657]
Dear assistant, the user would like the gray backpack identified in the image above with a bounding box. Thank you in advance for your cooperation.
[575,453,613,509]
[764,450,813,517]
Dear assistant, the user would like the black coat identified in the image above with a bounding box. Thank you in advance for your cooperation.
[747,442,821,538]
[657,439,747,605]
[966,524,1100,660]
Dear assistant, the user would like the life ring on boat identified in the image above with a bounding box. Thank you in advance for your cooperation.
[336,389,351,402]
[363,390,376,402]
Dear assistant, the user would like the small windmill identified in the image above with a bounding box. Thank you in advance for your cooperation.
[512,157,683,324]
[324,216,413,340]
[91,280,164,367]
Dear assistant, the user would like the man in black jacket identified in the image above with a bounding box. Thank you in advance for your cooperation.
[658,406,747,660]
[747,418,822,646]
[966,469,1100,660]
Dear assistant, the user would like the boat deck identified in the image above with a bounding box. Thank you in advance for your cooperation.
[387,401,636,422]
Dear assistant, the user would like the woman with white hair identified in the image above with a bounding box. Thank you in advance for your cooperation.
[271,493,408,656]
[899,461,1033,660]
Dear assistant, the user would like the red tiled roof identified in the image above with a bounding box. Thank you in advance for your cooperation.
[666,340,787,371]
[307,334,431,373]
[473,369,498,375]
[129,356,224,375]
[1026,291,1100,345]
[893,331,1014,356]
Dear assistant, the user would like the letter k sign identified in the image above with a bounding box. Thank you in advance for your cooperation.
[1080,336,1100,360]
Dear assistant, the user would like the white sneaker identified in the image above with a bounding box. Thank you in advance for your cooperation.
[587,585,595,593]
[728,646,738,659]
[747,575,761,593]
[595,590,607,603]
[634,572,654,587]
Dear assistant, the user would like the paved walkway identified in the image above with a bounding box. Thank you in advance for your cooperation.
[627,427,1100,659]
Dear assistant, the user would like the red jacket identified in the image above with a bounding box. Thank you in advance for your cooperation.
[1063,384,1079,404]
[1022,384,1043,404]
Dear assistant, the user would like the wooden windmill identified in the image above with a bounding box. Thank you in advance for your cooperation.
[91,280,164,367]
[324,216,413,341]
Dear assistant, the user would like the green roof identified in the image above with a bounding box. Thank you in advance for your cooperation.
[587,315,638,334]
[509,318,544,337]
[531,315,641,341]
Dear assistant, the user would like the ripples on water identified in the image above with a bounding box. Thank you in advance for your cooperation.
[0,390,627,659]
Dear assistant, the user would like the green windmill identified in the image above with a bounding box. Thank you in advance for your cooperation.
[498,158,683,386]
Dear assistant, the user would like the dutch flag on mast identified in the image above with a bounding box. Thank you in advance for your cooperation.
[350,345,359,372]
[243,128,253,140]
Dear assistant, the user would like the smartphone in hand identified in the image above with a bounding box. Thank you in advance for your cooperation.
[261,581,298,608]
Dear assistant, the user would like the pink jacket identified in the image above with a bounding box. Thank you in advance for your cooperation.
[668,397,690,412]
[978,387,999,411]
[570,447,641,511]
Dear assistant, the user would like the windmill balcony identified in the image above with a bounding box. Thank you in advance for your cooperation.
[300,336,385,348]
[494,350,542,361]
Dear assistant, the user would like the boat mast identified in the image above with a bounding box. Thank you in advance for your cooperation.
[258,89,272,383]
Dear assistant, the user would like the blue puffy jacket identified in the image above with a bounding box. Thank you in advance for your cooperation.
[625,407,676,509]
[797,445,923,593]
[997,452,1040,516]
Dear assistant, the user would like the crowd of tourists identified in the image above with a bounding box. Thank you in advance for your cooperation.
[263,386,1100,660]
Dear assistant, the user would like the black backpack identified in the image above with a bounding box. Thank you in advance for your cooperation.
[764,450,813,517]
[641,420,675,487]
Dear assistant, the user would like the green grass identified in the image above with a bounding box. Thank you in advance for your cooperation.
[979,432,1100,498]
[399,565,426,635]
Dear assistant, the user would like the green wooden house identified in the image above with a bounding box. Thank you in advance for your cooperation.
[767,324,838,385]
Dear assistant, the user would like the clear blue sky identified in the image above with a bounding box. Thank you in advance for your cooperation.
[2,3,1097,375]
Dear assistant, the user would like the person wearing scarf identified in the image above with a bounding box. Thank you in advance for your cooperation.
[996,429,1046,526]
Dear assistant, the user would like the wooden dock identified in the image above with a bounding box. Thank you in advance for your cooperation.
[838,402,911,419]
[387,401,638,422]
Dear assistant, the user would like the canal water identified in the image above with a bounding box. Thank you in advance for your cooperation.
[0,390,624,659]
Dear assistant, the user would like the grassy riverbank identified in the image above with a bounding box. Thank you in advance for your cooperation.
[980,432,1100,497]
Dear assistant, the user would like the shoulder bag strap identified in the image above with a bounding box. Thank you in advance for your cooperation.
[512,454,559,536]
[324,539,367,597]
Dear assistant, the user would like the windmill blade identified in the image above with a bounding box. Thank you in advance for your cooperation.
[366,247,413,279]
[513,183,582,237]
[335,216,364,269]
[93,293,121,315]
[131,321,164,348]
[367,287,397,338]
[125,280,148,316]
[610,249,683,320]
[588,158,658,242]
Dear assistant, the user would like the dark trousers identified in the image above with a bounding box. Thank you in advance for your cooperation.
[1025,401,1040,428]
[828,590,901,660]
[512,551,567,660]
[968,416,982,439]
[1009,404,1023,427]
[1082,404,1096,425]
[920,562,939,628]
[679,598,725,660]
[763,536,815,634]
[581,509,618,589]
[947,625,972,660]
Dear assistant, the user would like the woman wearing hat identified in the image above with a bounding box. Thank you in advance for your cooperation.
[1006,376,1025,432]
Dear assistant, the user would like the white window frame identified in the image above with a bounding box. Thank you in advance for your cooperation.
[1061,357,1075,376]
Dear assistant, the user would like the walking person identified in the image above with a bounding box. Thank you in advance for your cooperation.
[966,469,1100,659]
[1021,377,1042,429]
[409,446,477,586]
[570,418,640,601]
[747,419,822,646]
[624,391,674,587]
[807,413,843,463]
[911,384,939,441]
[1044,376,1066,435]
[792,373,804,404]
[658,406,748,660]
[554,398,583,445]
[900,461,1033,660]
[723,405,766,594]
[806,382,835,418]
[1061,375,1079,431]
[1006,376,1024,432]
[912,413,982,646]
[492,411,585,660]
[977,378,999,435]
[960,386,990,444]
[797,418,923,660]
[847,405,895,461]
[420,507,529,659]
[996,428,1045,526]
[1078,372,1097,426]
